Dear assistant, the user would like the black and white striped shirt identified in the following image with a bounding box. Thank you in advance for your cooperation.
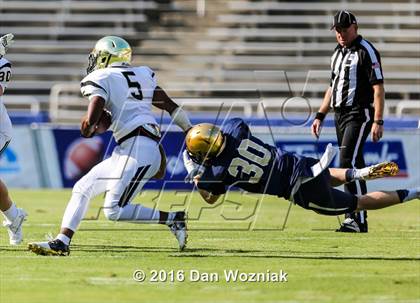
[330,35,384,109]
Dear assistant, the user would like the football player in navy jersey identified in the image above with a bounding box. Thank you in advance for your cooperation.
[183,118,419,215]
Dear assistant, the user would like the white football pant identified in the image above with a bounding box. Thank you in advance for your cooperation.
[0,103,12,154]
[61,135,162,231]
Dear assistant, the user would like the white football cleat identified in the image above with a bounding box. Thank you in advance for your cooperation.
[3,208,27,245]
[168,211,188,251]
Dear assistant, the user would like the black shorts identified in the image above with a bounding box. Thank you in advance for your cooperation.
[292,169,358,216]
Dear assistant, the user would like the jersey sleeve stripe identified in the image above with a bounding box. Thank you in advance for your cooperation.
[0,62,11,70]
[360,39,383,80]
[80,81,107,93]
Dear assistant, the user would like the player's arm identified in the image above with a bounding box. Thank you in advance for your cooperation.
[311,87,332,138]
[152,86,192,133]
[80,96,105,138]
[364,47,385,143]
[371,83,385,142]
[194,176,221,204]
[80,70,110,137]
[182,150,221,204]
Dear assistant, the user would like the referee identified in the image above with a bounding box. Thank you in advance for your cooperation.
[311,11,385,232]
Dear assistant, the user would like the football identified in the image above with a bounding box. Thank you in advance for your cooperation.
[95,109,112,134]
[80,109,112,137]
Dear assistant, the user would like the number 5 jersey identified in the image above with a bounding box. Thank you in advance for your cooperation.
[80,65,158,141]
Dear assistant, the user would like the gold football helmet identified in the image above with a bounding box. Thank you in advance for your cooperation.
[185,123,225,164]
[87,36,132,74]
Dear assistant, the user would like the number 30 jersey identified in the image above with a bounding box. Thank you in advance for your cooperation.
[80,65,158,141]
[0,57,12,99]
[197,118,316,199]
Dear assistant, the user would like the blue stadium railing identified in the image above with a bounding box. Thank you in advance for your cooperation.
[9,112,419,129]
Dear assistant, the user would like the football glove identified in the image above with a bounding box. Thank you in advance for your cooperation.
[0,33,14,57]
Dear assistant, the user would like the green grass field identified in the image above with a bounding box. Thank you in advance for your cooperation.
[0,190,419,303]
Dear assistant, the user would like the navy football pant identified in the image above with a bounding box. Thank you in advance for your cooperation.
[293,169,358,216]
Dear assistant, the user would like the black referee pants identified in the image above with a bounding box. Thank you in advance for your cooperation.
[334,107,374,228]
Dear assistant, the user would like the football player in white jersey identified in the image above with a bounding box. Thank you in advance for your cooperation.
[0,33,28,245]
[28,36,192,255]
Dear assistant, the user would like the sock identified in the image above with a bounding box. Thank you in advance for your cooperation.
[2,203,18,223]
[397,189,418,203]
[56,233,71,246]
[346,167,370,182]
[345,169,356,182]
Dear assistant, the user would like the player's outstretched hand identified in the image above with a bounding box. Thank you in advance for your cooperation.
[0,33,14,56]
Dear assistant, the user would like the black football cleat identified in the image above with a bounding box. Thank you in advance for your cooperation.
[336,217,368,233]
[28,239,70,256]
[336,218,361,233]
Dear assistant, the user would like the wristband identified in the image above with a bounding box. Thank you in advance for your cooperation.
[315,112,326,122]
[374,119,384,125]
[170,107,192,132]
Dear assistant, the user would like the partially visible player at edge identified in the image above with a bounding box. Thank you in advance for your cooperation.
[0,33,28,245]
[183,119,418,216]
[28,36,192,256]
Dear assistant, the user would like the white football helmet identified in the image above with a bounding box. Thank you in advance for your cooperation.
[86,36,132,74]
